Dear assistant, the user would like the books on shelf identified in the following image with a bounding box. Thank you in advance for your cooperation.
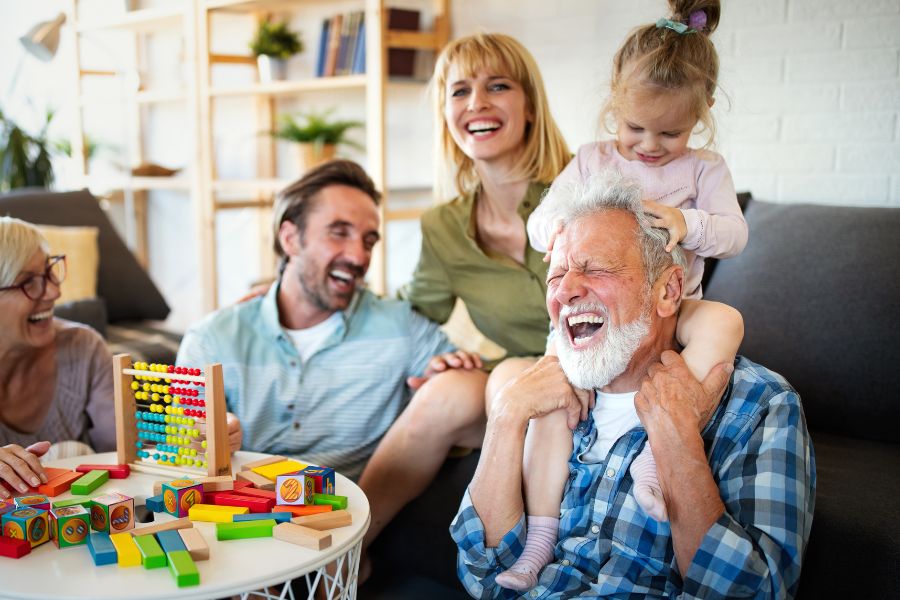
[317,10,365,77]
[387,8,420,78]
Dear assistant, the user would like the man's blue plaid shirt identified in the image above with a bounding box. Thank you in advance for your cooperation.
[451,357,815,599]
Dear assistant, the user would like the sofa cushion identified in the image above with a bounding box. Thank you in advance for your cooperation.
[36,224,99,304]
[704,200,900,443]
[54,297,108,338]
[0,188,170,322]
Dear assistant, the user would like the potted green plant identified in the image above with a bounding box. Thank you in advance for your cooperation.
[0,108,56,192]
[272,109,364,169]
[249,19,303,83]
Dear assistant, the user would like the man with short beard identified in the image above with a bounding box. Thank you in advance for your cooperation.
[178,160,480,480]
[451,172,815,598]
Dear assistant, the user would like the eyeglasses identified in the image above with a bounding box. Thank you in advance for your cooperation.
[0,255,67,301]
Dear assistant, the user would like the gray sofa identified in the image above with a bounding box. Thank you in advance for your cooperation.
[0,188,181,364]
[365,197,900,598]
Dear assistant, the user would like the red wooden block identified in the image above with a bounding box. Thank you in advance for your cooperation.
[0,536,32,559]
[213,494,274,513]
[75,464,130,479]
[232,480,253,491]
[272,504,332,517]
[233,487,277,501]
[37,471,83,497]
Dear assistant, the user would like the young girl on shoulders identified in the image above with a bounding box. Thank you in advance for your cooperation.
[497,0,748,590]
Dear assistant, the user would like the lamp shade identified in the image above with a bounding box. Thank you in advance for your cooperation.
[20,12,67,62]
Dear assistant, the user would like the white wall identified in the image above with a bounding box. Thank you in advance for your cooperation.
[2,0,899,331]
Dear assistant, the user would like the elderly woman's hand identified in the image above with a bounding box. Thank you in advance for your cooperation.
[0,441,50,498]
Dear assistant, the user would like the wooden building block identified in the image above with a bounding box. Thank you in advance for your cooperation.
[52,496,92,510]
[38,471,83,497]
[290,509,352,531]
[75,464,131,479]
[212,493,273,513]
[0,536,31,559]
[130,516,192,537]
[236,470,275,490]
[167,549,200,587]
[273,522,332,550]
[156,529,187,553]
[251,460,306,482]
[233,487,277,501]
[87,532,116,566]
[178,527,209,561]
[216,519,276,541]
[232,480,253,492]
[272,504,332,517]
[145,494,165,513]
[188,504,248,523]
[199,475,234,492]
[133,534,167,569]
[241,455,287,470]
[313,494,348,510]
[109,532,142,567]
[70,469,109,495]
[234,511,292,524]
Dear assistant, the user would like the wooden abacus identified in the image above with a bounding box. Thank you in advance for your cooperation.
[112,354,231,478]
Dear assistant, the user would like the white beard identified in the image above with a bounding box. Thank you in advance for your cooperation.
[555,302,650,390]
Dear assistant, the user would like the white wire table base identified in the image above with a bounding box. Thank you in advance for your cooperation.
[240,537,363,600]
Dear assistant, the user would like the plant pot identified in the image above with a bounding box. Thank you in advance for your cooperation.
[299,143,337,171]
[257,55,287,83]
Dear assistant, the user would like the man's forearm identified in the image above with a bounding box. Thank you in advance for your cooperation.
[469,406,529,547]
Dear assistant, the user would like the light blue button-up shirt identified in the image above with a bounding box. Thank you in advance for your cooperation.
[177,282,454,480]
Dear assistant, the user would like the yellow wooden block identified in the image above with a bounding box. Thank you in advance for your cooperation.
[110,532,142,567]
[188,504,249,523]
[251,460,307,482]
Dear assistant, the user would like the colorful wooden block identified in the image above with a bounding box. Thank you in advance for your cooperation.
[52,496,92,510]
[2,508,49,548]
[14,494,50,511]
[241,455,287,470]
[156,529,187,553]
[188,504,248,523]
[233,486,277,501]
[234,511,292,524]
[272,504,332,517]
[49,505,90,548]
[299,466,336,495]
[199,475,233,492]
[161,479,203,518]
[88,532,117,566]
[38,471,83,497]
[273,522,332,550]
[275,473,312,506]
[70,469,109,495]
[90,492,135,533]
[216,519,276,540]
[75,464,131,479]
[290,509,352,531]
[251,459,306,482]
[167,549,200,587]
[235,470,275,490]
[313,493,348,510]
[0,535,31,558]
[212,493,273,513]
[145,494,165,513]
[109,532,142,567]
[178,527,209,561]
[0,499,16,517]
[232,480,253,492]
[133,534,167,568]
[130,516,192,537]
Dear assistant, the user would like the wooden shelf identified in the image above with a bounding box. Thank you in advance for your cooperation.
[209,75,367,98]
[80,89,186,106]
[204,0,321,12]
[212,179,290,193]
[84,176,192,192]
[76,6,183,33]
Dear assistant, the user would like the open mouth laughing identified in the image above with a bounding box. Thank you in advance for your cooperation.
[562,305,607,349]
[466,119,502,137]
[27,309,53,324]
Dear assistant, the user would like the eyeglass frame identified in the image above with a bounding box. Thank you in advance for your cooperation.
[0,255,67,301]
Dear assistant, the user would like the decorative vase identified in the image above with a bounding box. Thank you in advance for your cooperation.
[257,55,287,83]
[299,143,337,170]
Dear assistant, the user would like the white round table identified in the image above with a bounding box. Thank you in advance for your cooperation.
[0,451,370,600]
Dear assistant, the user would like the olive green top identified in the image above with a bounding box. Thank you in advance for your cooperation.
[401,182,550,358]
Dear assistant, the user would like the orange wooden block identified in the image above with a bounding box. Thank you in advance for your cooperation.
[272,504,332,517]
[290,509,352,531]
[37,471,83,497]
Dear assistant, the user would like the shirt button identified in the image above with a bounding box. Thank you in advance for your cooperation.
[590,524,600,534]
[287,404,295,410]
[606,468,616,478]
[561,559,570,566]
[290,361,297,367]
[293,422,300,429]
[530,590,539,598]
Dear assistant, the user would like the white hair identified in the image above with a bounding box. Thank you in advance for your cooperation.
[0,217,49,287]
[534,169,687,286]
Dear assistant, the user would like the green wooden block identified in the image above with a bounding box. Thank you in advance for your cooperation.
[167,550,199,587]
[133,534,167,569]
[52,496,92,510]
[70,470,109,495]
[313,493,348,510]
[216,519,276,540]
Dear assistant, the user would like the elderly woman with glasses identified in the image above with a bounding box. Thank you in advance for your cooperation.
[0,217,115,498]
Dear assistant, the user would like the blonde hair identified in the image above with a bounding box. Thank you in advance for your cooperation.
[601,0,721,146]
[0,217,49,287]
[431,32,571,197]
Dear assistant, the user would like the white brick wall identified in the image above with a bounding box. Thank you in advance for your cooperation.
[453,0,900,206]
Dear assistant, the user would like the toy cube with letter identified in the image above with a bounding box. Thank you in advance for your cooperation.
[90,492,135,533]
[0,498,16,517]
[2,508,49,548]
[276,473,312,506]
[14,495,51,511]
[162,479,203,518]
[50,505,90,548]
[298,466,335,496]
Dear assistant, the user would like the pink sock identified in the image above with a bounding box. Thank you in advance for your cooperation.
[630,444,668,521]
[494,515,558,591]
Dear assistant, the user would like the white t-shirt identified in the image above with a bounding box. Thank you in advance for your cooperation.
[284,312,343,363]
[581,389,642,463]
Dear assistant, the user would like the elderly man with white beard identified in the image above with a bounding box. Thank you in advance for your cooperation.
[450,172,816,599]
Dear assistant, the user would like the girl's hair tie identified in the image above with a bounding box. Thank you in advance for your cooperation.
[688,10,708,31]
[656,10,707,35]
